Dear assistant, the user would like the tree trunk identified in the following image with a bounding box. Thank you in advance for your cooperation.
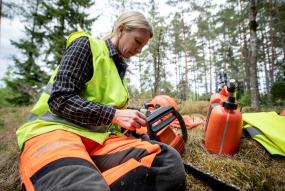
[138,56,142,93]
[261,28,270,95]
[249,0,260,110]
[202,44,208,94]
[153,29,162,96]
[153,53,158,96]
[194,61,198,100]
[275,1,285,63]
[183,48,188,100]
[208,39,213,93]
[264,27,274,86]
[260,20,273,106]
[239,0,250,93]
[174,55,178,93]
[269,0,276,83]
[222,33,227,71]
[182,11,189,100]
[282,32,285,63]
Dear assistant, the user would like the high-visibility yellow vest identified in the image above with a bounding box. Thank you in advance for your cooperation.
[16,31,129,150]
[243,112,285,156]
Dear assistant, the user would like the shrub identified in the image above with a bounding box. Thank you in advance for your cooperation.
[260,93,270,106]
[271,81,285,105]
[238,93,251,107]
[0,87,13,107]
[198,93,211,101]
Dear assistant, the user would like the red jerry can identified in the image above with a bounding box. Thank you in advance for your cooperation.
[204,86,228,131]
[209,86,228,105]
[204,80,242,155]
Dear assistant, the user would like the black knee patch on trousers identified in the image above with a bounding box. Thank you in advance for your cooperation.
[109,165,157,191]
[31,157,109,191]
[109,141,186,191]
[151,141,186,191]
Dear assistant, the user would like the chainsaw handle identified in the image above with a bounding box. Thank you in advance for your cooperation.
[146,106,188,142]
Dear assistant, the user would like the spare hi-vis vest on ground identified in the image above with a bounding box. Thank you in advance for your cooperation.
[243,112,285,156]
[16,31,129,150]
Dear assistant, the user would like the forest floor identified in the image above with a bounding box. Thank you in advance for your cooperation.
[0,100,284,190]
[183,124,285,190]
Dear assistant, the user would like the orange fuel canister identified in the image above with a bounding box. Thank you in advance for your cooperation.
[204,79,242,155]
[204,86,228,131]
[209,86,228,105]
[280,109,285,116]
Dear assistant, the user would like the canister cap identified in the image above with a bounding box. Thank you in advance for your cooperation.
[222,79,238,110]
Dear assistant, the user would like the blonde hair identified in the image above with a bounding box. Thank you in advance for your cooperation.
[103,11,153,40]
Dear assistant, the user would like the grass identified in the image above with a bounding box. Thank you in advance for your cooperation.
[183,124,285,190]
[0,102,284,191]
[0,106,31,190]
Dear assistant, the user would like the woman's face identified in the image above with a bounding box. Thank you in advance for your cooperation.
[117,28,151,59]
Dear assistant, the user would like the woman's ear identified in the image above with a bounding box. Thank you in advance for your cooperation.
[117,25,124,37]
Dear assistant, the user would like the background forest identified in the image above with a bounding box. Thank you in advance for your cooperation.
[0,0,285,110]
[0,1,285,190]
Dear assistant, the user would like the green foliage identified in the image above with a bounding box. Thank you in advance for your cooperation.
[5,0,96,106]
[160,81,175,96]
[37,0,96,69]
[4,79,39,106]
[248,20,258,31]
[3,0,285,108]
[4,0,48,106]
[128,84,152,99]
[138,90,153,99]
[198,93,211,101]
[270,81,285,105]
[0,87,13,107]
[276,59,285,82]
[176,80,188,101]
[128,80,176,99]
[259,93,270,106]
[128,85,140,99]
[239,92,251,107]
[145,0,169,96]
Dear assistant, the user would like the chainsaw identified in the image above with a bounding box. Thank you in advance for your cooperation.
[129,103,240,191]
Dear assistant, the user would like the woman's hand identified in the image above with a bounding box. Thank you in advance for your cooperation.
[112,109,146,131]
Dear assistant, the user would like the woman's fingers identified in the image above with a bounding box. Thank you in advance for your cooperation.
[112,109,147,131]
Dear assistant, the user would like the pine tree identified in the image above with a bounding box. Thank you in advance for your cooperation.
[36,0,96,69]
[147,0,168,96]
[5,0,96,105]
[167,0,192,100]
[248,0,260,110]
[4,0,47,105]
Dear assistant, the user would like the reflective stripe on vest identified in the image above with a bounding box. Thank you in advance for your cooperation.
[243,112,285,156]
[243,125,285,156]
[27,112,107,132]
[44,83,53,95]
[243,126,261,137]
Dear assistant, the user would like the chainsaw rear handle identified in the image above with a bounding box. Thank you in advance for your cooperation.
[146,106,188,142]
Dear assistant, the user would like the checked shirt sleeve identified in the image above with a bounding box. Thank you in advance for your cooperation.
[48,37,116,130]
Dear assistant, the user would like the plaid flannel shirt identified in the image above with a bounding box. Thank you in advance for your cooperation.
[48,37,128,129]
